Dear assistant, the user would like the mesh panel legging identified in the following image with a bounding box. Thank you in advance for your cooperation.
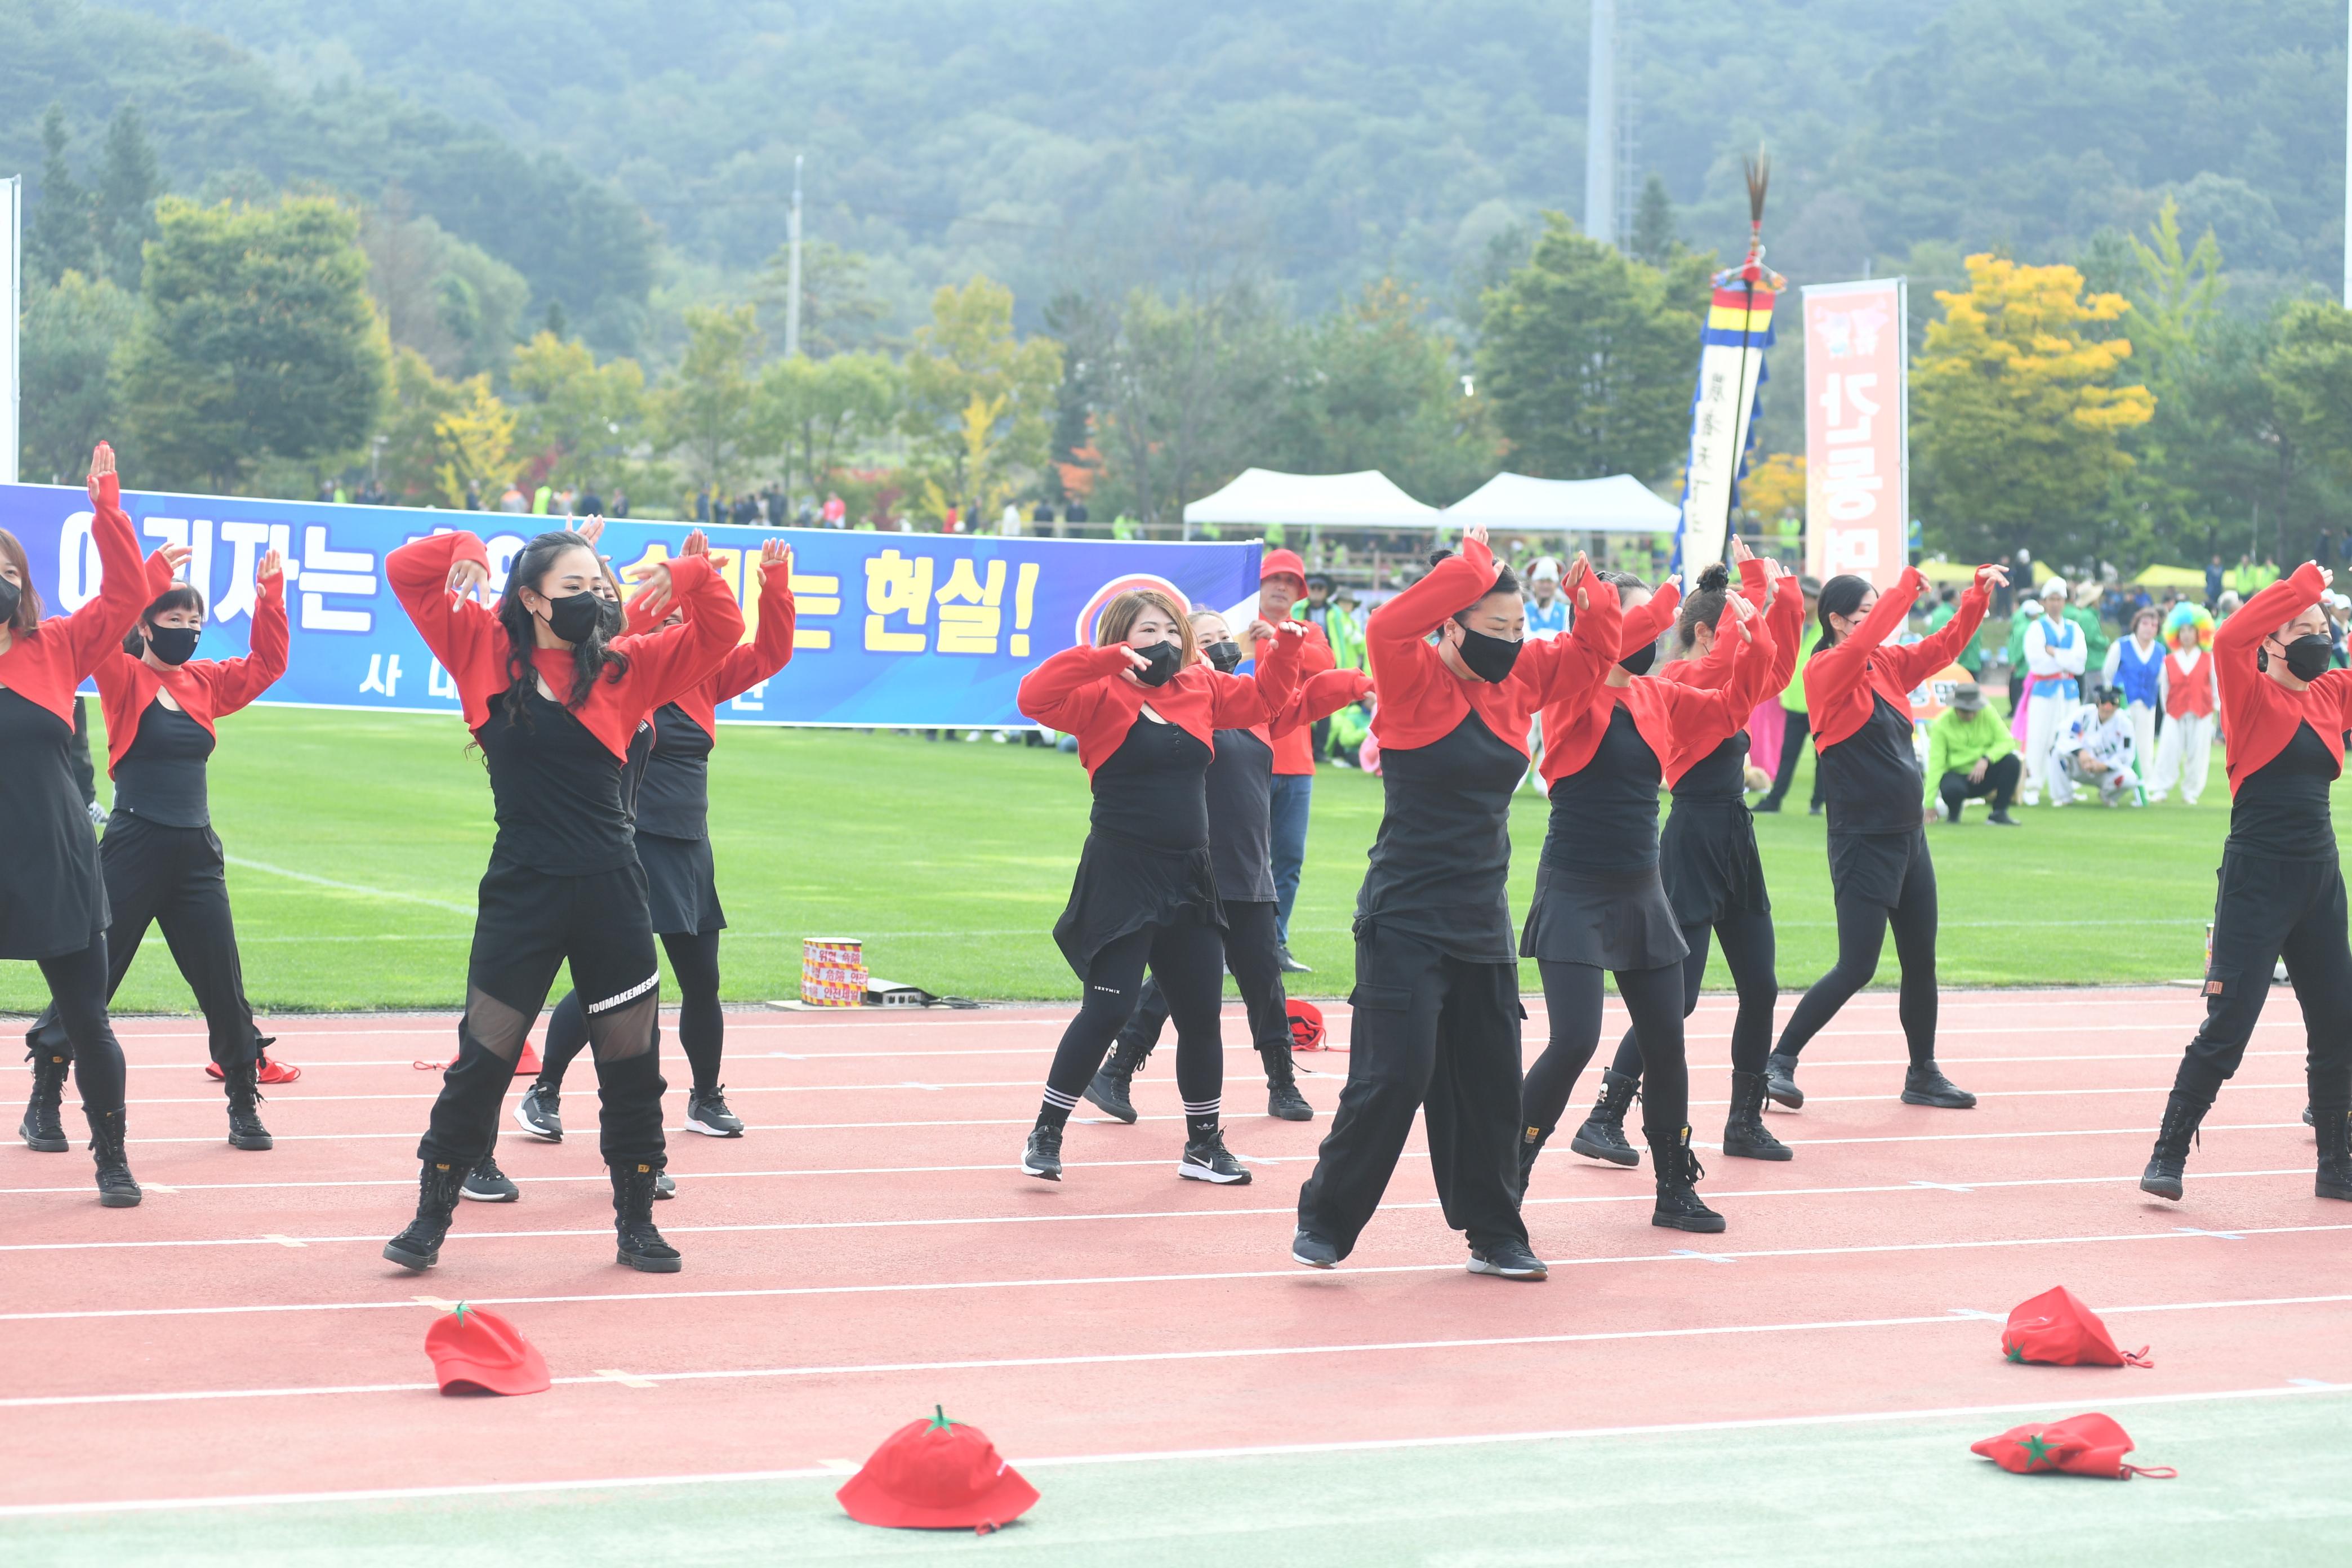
[1774,871,1939,1066]
[538,928,725,1094]
[1521,959,1690,1138]
[1042,914,1226,1115]
[1607,907,1778,1084]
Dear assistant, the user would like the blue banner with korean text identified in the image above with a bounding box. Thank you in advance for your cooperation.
[0,484,1263,727]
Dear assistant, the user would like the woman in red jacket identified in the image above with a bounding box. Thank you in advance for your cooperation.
[2145,560,2352,1203]
[1,443,149,1205]
[517,529,795,1150]
[1516,565,1776,1232]
[1015,593,1302,1184]
[1293,531,1617,1279]
[381,525,742,1274]
[21,541,291,1157]
[1763,562,2003,1108]
[1567,546,1806,1167]
[1084,609,1373,1123]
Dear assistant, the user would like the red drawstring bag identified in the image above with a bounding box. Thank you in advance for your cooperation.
[1972,1413,2175,1478]
[1287,1000,1328,1052]
[2001,1286,2151,1367]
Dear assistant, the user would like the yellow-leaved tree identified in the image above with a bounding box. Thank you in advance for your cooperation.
[901,277,1062,523]
[1912,254,2153,564]
[433,375,516,510]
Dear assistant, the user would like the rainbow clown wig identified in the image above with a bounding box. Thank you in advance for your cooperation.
[2164,602,2215,650]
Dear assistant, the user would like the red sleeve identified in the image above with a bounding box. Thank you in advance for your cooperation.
[386,531,503,705]
[1805,566,1923,709]
[711,559,796,703]
[1526,573,1622,707]
[1269,667,1375,738]
[616,554,745,709]
[1615,578,1681,659]
[1018,643,1133,730]
[198,571,289,716]
[58,477,152,681]
[2220,562,2322,658]
[1209,621,1305,728]
[144,547,177,598]
[1365,539,1501,727]
[1879,577,1990,691]
[1762,568,1806,694]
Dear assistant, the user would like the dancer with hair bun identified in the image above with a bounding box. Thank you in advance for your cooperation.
[1015,591,1303,1185]
[1762,562,2004,1111]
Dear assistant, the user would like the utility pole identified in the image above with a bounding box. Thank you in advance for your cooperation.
[2344,0,2351,305]
[1584,0,1617,248]
[2,175,17,485]
[785,153,805,359]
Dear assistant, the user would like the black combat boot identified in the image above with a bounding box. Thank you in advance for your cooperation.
[1568,1069,1641,1167]
[384,1160,470,1269]
[1722,1070,1792,1161]
[88,1106,141,1208]
[2139,1090,2212,1202]
[611,1161,683,1272]
[1646,1125,1725,1234]
[20,1048,69,1152]
[1083,1036,1153,1124]
[1258,1044,1312,1121]
[223,1059,273,1151]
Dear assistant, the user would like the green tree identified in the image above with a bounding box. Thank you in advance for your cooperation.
[115,196,392,492]
[26,105,94,286]
[360,191,530,381]
[1911,253,2155,565]
[17,271,136,484]
[92,104,161,292]
[754,239,890,359]
[509,331,648,489]
[2266,299,2352,493]
[754,351,901,500]
[658,304,764,494]
[1475,213,1710,483]
[1091,279,1286,533]
[375,347,466,504]
[901,277,1063,516]
[1628,173,1678,266]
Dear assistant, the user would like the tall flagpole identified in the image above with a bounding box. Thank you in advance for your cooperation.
[785,153,805,359]
[2,175,19,485]
[2344,0,2351,305]
[1585,0,1617,246]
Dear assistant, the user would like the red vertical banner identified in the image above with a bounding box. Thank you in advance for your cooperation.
[1802,278,1908,585]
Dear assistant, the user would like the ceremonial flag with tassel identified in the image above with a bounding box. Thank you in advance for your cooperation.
[1673,150,1784,576]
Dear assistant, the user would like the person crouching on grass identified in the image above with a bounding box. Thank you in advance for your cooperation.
[1013,591,1303,1185]
[1925,682,2021,826]
[2145,559,2352,1206]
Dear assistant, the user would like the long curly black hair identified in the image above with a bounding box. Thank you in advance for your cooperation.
[495,529,630,727]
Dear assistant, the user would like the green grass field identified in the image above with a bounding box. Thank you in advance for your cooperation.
[0,707,2306,1015]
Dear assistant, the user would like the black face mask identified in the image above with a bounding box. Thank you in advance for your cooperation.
[1203,639,1244,673]
[2277,632,2333,681]
[1618,641,1658,678]
[1453,621,1522,682]
[543,589,605,645]
[145,626,201,665]
[1133,640,1184,687]
[0,577,19,626]
[596,594,626,639]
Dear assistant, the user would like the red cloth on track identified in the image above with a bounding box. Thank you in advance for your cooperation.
[1972,1413,2173,1478]
[2001,1285,2152,1367]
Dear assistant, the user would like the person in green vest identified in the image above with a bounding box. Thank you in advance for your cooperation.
[1925,681,2022,826]
[2066,581,2108,678]
[532,481,554,515]
[1110,513,1138,541]
[1923,585,1984,675]
[1754,574,1824,814]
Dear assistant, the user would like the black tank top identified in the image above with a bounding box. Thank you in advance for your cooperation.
[1089,711,1212,851]
[2227,720,2337,859]
[1819,691,1923,835]
[1542,704,1662,872]
[1356,710,1527,963]
[1674,730,1750,804]
[634,701,711,840]
[474,690,634,875]
[1205,727,1276,902]
[114,699,215,827]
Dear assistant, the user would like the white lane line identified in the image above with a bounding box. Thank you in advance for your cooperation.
[6,1377,2339,1519]
[222,857,473,915]
[6,1291,2345,1413]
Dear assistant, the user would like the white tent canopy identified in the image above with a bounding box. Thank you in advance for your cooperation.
[1183,467,1438,530]
[1442,472,1678,534]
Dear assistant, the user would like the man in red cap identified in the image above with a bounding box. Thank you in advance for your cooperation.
[1254,547,1336,971]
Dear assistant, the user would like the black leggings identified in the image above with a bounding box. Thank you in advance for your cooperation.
[1043,914,1226,1117]
[2176,849,2352,1113]
[540,928,724,1094]
[33,933,126,1114]
[1609,907,1778,1084]
[418,859,667,1169]
[1523,959,1690,1137]
[1118,899,1290,1058]
[1775,868,1939,1067]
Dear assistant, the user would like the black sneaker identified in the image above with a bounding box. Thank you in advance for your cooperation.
[1021,1124,1063,1181]
[461,1155,520,1202]
[655,1171,676,1199]
[1178,1128,1251,1184]
[514,1083,562,1142]
[1901,1063,1977,1109]
[1466,1240,1548,1281]
[1987,809,2022,826]
[685,1085,744,1138]
[1275,946,1312,974]
[1291,1230,1339,1268]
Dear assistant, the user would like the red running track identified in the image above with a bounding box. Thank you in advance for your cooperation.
[1,987,2345,1511]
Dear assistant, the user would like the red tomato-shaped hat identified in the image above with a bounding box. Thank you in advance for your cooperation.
[1286,999,1326,1052]
[424,1303,550,1396]
[1971,1413,2175,1478]
[2001,1286,2151,1367]
[837,1407,1039,1533]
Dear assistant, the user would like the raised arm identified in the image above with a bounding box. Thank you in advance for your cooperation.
[1378,535,1507,644]
[1881,572,1991,691]
[1269,666,1376,739]
[1018,642,1134,732]
[60,456,153,680]
[711,549,797,703]
[619,553,746,709]
[1209,620,1304,728]
[201,556,289,716]
[386,529,502,684]
[1663,598,1776,742]
[1805,566,1925,706]
[1522,568,1622,708]
[2220,561,2325,658]
[1614,578,1682,660]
